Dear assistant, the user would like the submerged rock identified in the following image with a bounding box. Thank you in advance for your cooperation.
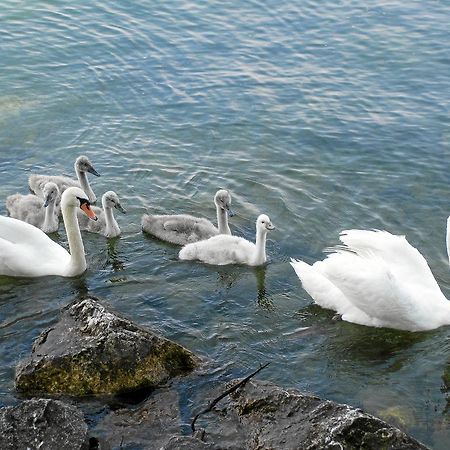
[15,297,199,396]
[0,398,88,450]
[197,379,429,450]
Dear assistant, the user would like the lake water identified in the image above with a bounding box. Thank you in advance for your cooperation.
[0,0,449,447]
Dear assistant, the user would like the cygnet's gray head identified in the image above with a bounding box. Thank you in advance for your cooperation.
[102,191,126,214]
[214,189,234,216]
[256,214,275,232]
[42,182,60,207]
[75,155,100,177]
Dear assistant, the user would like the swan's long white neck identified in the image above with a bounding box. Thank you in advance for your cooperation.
[103,201,120,237]
[42,201,57,232]
[62,203,86,276]
[446,217,450,266]
[253,227,268,266]
[76,167,96,204]
[216,205,231,235]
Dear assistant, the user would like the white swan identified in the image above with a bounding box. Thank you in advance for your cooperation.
[142,189,234,245]
[6,182,60,233]
[290,226,450,331]
[0,187,97,277]
[29,155,100,204]
[77,191,126,238]
[179,214,274,266]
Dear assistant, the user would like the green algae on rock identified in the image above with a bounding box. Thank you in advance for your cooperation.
[15,297,199,396]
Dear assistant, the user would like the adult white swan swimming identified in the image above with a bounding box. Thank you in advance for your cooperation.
[142,189,234,245]
[290,226,450,331]
[179,214,274,266]
[0,187,97,278]
[29,155,100,204]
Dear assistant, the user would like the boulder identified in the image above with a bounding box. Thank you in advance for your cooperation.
[93,388,181,449]
[198,379,429,450]
[0,398,88,450]
[15,297,199,396]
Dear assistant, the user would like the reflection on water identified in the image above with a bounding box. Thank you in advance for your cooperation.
[106,237,125,273]
[325,323,430,368]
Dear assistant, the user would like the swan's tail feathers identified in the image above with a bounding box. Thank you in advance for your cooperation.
[28,174,39,194]
[290,258,312,281]
[141,214,152,231]
[179,242,197,260]
[290,258,351,314]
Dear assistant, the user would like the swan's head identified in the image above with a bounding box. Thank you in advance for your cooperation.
[102,191,126,214]
[75,155,100,177]
[42,182,60,207]
[62,187,97,221]
[256,214,275,232]
[214,189,234,216]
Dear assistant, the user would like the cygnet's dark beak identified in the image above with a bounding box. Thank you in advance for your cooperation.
[115,203,126,214]
[43,197,50,208]
[266,223,275,230]
[227,206,235,217]
[87,165,101,177]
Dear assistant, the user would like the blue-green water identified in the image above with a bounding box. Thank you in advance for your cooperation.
[1,0,449,447]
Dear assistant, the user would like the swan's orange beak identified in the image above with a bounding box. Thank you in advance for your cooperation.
[80,203,97,221]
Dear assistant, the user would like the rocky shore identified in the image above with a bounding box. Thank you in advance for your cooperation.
[0,296,430,450]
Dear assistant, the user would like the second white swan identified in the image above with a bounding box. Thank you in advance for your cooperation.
[290,225,450,331]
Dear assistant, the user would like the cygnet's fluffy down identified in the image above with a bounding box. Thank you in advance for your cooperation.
[77,191,126,238]
[179,214,274,266]
[6,182,60,233]
[29,155,100,205]
[142,189,233,245]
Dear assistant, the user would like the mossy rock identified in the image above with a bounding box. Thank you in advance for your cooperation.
[15,297,199,396]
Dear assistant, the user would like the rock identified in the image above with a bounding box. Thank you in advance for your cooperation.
[15,297,199,396]
[0,398,88,450]
[162,435,217,450]
[199,379,429,450]
[93,388,181,449]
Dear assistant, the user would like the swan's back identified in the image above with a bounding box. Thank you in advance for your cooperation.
[0,216,69,277]
[142,214,219,245]
[338,229,441,292]
[29,174,79,200]
[6,192,60,230]
[179,235,255,265]
[6,193,43,226]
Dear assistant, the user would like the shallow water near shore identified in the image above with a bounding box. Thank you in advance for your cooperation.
[1,0,449,447]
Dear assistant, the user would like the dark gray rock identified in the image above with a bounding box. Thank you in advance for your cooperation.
[15,297,199,396]
[94,388,181,449]
[198,379,429,450]
[0,398,88,450]
[161,435,217,450]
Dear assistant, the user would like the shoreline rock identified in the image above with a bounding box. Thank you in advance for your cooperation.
[15,297,199,396]
[0,398,89,450]
[195,379,429,450]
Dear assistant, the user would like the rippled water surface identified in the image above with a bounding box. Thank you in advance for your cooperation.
[1,0,449,447]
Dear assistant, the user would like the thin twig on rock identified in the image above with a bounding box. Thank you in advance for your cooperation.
[191,362,271,433]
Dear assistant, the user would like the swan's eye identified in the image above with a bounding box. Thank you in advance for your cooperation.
[262,221,265,224]
[77,197,90,206]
